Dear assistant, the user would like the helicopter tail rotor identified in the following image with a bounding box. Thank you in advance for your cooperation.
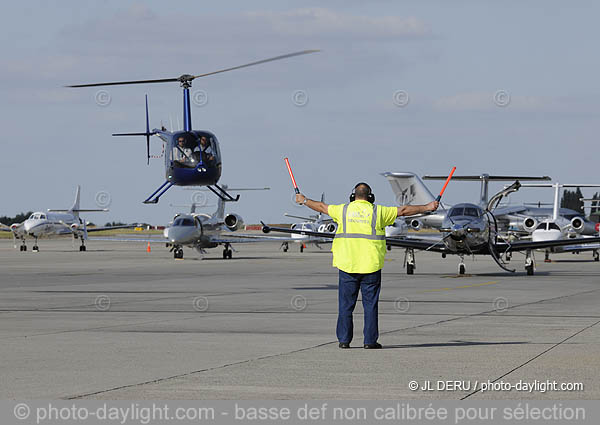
[112,95,156,165]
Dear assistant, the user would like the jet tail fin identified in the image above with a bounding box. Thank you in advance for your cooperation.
[48,186,108,215]
[382,172,436,205]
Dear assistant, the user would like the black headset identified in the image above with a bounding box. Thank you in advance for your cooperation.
[349,182,375,203]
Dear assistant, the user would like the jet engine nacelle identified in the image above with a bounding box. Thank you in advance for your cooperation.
[70,223,79,231]
[224,213,244,232]
[10,224,19,231]
[318,222,338,233]
[570,217,584,233]
[523,217,538,233]
[409,219,422,231]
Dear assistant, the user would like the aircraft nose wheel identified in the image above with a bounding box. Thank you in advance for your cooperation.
[174,247,184,259]
[594,250,599,262]
[79,245,86,252]
[32,246,39,252]
[222,248,232,259]
[525,249,535,276]
[405,248,416,275]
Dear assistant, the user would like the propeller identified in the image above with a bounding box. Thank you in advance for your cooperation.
[145,95,150,165]
[66,50,320,88]
[485,210,515,272]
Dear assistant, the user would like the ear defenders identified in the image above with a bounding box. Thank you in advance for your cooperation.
[350,182,375,203]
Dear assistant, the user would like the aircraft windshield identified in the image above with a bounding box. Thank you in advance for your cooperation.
[549,223,561,231]
[173,217,195,227]
[30,213,46,220]
[449,207,481,217]
[536,223,547,230]
[171,132,220,169]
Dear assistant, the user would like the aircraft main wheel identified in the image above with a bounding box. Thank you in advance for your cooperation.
[227,249,233,259]
[300,245,304,253]
[387,245,391,251]
[594,252,599,262]
[223,249,228,259]
[526,265,534,276]
[33,246,39,252]
[441,253,446,259]
[20,246,24,252]
[174,249,183,259]
[283,247,288,252]
[407,264,414,275]
[459,264,466,275]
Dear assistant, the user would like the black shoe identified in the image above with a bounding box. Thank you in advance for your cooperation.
[363,343,382,349]
[339,342,350,349]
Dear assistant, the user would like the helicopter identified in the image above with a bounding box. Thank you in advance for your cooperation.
[67,50,319,204]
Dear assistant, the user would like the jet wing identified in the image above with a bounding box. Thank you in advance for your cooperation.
[88,236,166,243]
[85,224,139,233]
[496,237,600,252]
[262,223,444,251]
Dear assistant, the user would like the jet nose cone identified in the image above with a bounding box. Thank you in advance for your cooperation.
[166,227,190,243]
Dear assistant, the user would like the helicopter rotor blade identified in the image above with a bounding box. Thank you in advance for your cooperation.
[66,77,179,88]
[65,50,320,88]
[191,49,320,80]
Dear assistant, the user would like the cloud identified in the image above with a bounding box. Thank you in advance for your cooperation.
[246,8,430,40]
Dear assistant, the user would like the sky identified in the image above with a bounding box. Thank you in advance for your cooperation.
[1,1,599,224]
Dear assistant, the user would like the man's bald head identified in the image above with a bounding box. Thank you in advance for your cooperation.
[354,183,372,200]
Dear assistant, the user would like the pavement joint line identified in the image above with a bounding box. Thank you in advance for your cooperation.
[461,317,600,400]
[419,280,499,293]
[65,340,336,400]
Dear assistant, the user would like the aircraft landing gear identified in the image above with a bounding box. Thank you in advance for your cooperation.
[505,252,512,262]
[594,250,599,262]
[281,242,289,252]
[544,251,551,263]
[174,246,184,259]
[79,239,87,252]
[300,244,304,253]
[20,241,27,252]
[387,245,391,251]
[458,255,466,275]
[525,249,535,276]
[32,238,39,252]
[405,248,416,275]
[222,243,233,259]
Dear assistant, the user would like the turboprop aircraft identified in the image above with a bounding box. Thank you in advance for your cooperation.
[1,186,134,252]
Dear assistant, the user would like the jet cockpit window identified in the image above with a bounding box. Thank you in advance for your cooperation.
[40,214,46,220]
[31,213,43,220]
[536,223,547,230]
[549,223,561,231]
[173,217,195,227]
[172,133,201,169]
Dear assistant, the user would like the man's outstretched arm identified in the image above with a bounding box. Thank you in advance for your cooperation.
[397,201,439,217]
[295,193,329,215]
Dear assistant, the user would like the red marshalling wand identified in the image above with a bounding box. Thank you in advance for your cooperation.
[284,157,300,194]
[436,166,457,202]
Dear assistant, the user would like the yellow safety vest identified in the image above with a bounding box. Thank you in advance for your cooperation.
[328,201,396,274]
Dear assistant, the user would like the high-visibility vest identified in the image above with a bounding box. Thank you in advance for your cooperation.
[330,201,393,274]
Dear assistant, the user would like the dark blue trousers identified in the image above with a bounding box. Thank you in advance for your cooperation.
[337,269,382,345]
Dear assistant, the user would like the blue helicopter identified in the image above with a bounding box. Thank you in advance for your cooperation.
[68,50,318,204]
